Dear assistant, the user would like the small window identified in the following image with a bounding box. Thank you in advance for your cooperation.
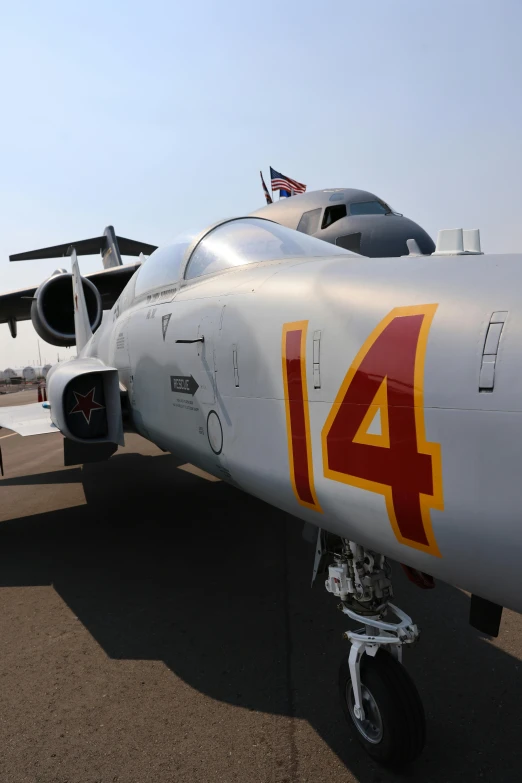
[336,233,362,254]
[322,204,347,229]
[185,218,348,281]
[349,201,390,216]
[297,208,321,235]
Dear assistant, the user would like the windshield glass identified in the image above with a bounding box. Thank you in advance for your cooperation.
[185,218,349,280]
[135,233,195,297]
[349,200,392,216]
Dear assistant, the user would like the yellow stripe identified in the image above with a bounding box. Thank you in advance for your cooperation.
[282,320,322,513]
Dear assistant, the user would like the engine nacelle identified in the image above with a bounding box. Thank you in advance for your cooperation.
[31,272,102,347]
[47,358,124,446]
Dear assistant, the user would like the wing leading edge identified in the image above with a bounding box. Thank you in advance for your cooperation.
[10,227,157,264]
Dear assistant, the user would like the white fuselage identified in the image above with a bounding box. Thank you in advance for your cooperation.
[86,251,522,613]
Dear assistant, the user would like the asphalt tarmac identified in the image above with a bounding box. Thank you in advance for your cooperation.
[1,389,521,783]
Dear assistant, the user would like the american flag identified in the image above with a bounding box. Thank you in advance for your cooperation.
[270,167,306,195]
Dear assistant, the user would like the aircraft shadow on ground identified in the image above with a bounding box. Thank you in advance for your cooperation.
[1,451,521,782]
[0,468,83,486]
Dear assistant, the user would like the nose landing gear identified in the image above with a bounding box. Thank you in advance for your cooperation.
[315,532,425,766]
[339,644,425,766]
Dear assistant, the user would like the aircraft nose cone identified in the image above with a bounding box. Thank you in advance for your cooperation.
[359,215,435,258]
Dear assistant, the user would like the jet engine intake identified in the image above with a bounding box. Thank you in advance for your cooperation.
[46,358,124,447]
[31,273,102,347]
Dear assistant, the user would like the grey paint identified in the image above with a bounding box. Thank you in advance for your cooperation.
[102,225,123,268]
[251,188,435,257]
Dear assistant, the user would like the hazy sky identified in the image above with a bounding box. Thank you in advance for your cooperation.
[1,1,521,366]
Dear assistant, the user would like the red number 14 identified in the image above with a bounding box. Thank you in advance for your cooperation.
[322,305,443,556]
[282,305,444,557]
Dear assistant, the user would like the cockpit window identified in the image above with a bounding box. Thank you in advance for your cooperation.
[297,208,321,235]
[134,233,194,298]
[349,200,391,216]
[322,204,347,229]
[184,217,349,281]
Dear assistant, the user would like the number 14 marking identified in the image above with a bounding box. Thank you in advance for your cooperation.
[282,306,444,557]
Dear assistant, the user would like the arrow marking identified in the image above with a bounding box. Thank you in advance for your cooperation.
[170,375,199,396]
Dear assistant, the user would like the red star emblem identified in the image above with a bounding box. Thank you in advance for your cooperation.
[69,387,105,424]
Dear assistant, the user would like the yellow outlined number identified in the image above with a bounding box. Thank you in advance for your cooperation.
[283,306,443,556]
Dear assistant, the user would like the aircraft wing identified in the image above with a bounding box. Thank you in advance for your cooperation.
[0,284,37,325]
[0,263,141,326]
[0,402,59,436]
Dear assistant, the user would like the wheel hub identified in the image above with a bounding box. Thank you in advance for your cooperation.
[347,683,383,744]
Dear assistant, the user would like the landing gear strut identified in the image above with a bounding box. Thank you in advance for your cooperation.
[315,531,425,766]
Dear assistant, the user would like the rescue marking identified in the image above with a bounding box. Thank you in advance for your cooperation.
[170,375,199,395]
[322,304,443,556]
[282,321,322,512]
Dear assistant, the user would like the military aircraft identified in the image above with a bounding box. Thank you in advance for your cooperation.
[0,215,516,767]
[251,187,435,256]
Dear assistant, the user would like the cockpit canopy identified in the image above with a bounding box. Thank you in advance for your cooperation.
[134,233,193,298]
[135,217,350,298]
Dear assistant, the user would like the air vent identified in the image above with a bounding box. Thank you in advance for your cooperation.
[479,311,507,392]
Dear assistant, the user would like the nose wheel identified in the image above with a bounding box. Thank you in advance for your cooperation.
[339,648,425,765]
[315,531,426,766]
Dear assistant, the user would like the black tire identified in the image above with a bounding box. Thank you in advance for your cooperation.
[339,648,425,766]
